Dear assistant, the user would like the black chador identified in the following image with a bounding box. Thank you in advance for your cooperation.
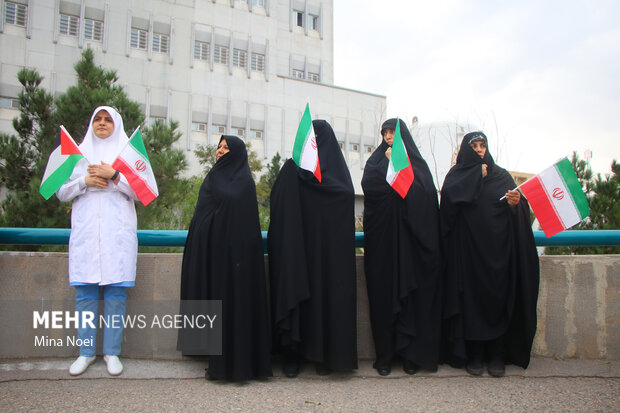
[268,120,358,376]
[178,135,272,381]
[361,118,442,375]
[440,132,539,375]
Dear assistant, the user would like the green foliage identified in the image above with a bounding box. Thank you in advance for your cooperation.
[545,153,620,255]
[135,120,191,229]
[256,152,282,230]
[54,49,143,140]
[194,143,218,175]
[0,48,189,251]
[0,69,55,191]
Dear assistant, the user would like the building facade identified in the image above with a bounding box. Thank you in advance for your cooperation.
[0,0,386,196]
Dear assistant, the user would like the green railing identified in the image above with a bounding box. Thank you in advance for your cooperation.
[1,228,620,252]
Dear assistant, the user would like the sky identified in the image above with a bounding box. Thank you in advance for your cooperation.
[333,0,619,182]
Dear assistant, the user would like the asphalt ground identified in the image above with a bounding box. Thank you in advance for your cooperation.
[1,358,618,412]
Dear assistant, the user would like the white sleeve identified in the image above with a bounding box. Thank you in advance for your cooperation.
[56,174,87,203]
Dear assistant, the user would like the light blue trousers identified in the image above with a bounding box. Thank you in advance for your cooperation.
[74,285,127,357]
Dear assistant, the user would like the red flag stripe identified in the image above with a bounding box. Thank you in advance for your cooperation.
[391,163,414,198]
[113,158,157,206]
[521,175,564,237]
[60,127,82,156]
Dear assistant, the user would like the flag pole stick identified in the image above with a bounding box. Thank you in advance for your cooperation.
[499,185,522,201]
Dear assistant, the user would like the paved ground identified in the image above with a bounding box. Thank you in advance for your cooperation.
[1,358,618,412]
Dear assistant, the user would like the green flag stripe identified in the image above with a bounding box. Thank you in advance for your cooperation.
[391,119,409,171]
[555,158,590,219]
[292,105,312,164]
[128,130,150,161]
[39,155,83,200]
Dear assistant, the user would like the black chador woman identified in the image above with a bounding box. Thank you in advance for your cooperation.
[178,135,272,381]
[268,120,358,377]
[361,118,442,376]
[440,131,539,377]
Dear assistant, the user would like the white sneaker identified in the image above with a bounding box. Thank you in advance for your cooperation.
[104,355,123,376]
[69,356,95,376]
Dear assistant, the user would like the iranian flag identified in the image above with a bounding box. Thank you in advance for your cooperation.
[520,157,589,238]
[112,127,159,206]
[292,103,321,182]
[385,118,414,198]
[39,126,85,200]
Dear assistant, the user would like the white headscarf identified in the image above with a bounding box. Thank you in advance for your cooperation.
[79,106,129,164]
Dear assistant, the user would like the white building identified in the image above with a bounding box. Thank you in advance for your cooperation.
[0,0,386,206]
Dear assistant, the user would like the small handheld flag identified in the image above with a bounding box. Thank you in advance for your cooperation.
[519,157,590,238]
[40,126,85,200]
[385,118,414,198]
[292,103,321,182]
[112,127,159,206]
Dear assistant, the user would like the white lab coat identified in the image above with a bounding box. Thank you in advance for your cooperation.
[56,106,139,285]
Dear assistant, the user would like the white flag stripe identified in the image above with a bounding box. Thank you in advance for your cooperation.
[299,129,317,172]
[120,144,158,193]
[539,165,581,229]
[386,162,397,185]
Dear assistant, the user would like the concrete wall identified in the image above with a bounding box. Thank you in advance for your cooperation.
[0,252,618,360]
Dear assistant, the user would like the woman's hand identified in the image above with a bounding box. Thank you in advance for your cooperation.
[481,164,488,178]
[385,147,392,160]
[85,175,109,188]
[88,161,116,179]
[505,189,521,207]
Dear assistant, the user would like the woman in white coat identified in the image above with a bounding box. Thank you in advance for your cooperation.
[57,106,138,376]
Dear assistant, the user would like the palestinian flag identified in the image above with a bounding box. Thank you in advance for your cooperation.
[39,126,85,200]
[520,157,590,238]
[112,127,159,206]
[292,103,321,182]
[385,118,414,198]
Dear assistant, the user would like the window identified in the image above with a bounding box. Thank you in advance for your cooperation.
[192,122,207,132]
[152,33,169,53]
[252,0,264,6]
[4,1,27,27]
[0,97,20,109]
[292,69,304,79]
[211,124,226,134]
[308,72,320,82]
[214,45,229,64]
[149,116,165,126]
[59,13,79,37]
[130,28,148,50]
[309,15,319,31]
[233,49,247,68]
[194,41,210,61]
[235,128,245,138]
[294,11,303,27]
[350,143,359,152]
[338,141,344,149]
[251,53,265,72]
[84,19,103,41]
[250,129,263,139]
[366,145,373,153]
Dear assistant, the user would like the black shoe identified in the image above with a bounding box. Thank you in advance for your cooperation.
[488,359,505,377]
[283,360,300,378]
[376,367,391,376]
[205,368,218,381]
[466,359,483,376]
[315,364,331,376]
[403,360,418,375]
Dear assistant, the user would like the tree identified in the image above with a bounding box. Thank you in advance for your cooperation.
[136,120,190,229]
[545,153,619,255]
[256,152,283,229]
[0,49,189,249]
[194,143,218,175]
